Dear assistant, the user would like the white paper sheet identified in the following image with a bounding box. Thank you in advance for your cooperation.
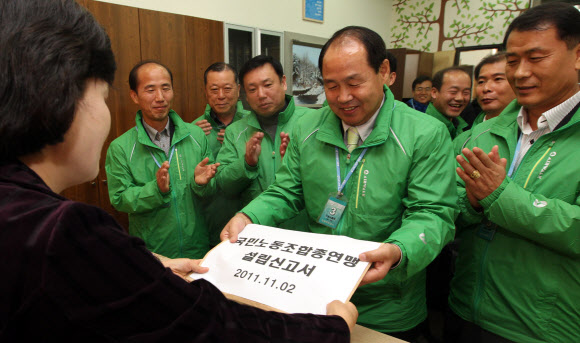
[190,224,381,315]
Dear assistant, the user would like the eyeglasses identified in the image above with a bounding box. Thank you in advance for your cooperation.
[415,87,431,92]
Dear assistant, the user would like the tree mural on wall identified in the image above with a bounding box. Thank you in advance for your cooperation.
[390,0,529,52]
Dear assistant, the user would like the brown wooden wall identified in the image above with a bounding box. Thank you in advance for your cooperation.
[62,0,225,229]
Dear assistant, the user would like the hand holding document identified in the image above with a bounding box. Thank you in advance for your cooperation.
[190,224,381,315]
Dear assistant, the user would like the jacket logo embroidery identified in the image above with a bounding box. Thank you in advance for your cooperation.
[538,151,556,180]
[419,233,427,244]
[533,199,548,208]
[362,170,369,197]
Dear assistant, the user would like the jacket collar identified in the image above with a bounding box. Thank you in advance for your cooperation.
[203,101,247,128]
[247,94,295,130]
[426,103,468,137]
[489,98,580,138]
[316,85,395,149]
[135,110,188,149]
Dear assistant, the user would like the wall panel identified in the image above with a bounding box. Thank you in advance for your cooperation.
[186,17,224,120]
[68,0,225,230]
[139,9,189,119]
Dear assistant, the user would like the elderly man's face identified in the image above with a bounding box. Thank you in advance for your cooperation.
[205,69,240,117]
[505,26,580,117]
[243,63,287,117]
[130,63,174,126]
[413,80,432,104]
[476,60,515,118]
[431,71,471,118]
[322,38,389,127]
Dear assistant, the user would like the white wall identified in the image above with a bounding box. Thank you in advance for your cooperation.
[95,0,393,42]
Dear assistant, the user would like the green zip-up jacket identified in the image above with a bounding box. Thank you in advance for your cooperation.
[105,110,212,259]
[450,100,580,342]
[193,102,248,246]
[241,87,458,333]
[193,102,249,158]
[425,102,469,139]
[453,111,487,155]
[215,95,311,231]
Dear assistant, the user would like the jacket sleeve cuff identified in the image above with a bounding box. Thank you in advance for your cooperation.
[241,210,260,225]
[244,160,259,179]
[480,177,510,210]
[157,182,172,200]
[457,190,484,222]
[383,240,406,271]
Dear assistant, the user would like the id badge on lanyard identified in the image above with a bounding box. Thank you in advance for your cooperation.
[317,147,367,229]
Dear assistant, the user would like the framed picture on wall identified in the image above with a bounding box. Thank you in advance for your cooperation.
[291,42,326,107]
[303,0,324,23]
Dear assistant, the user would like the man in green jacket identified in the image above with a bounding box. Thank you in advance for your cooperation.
[193,62,248,246]
[449,3,580,342]
[453,53,515,154]
[221,27,458,341]
[215,55,310,231]
[426,67,471,139]
[106,60,218,259]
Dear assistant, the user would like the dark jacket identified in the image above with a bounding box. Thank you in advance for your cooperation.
[0,161,350,342]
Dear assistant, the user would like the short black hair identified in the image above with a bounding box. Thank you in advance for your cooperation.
[386,51,397,73]
[432,67,472,91]
[204,62,239,85]
[474,53,508,79]
[412,75,432,91]
[129,60,173,92]
[0,0,116,161]
[239,55,284,88]
[503,2,580,50]
[318,26,387,75]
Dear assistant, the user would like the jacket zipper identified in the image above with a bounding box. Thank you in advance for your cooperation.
[473,240,491,324]
[472,135,556,322]
[169,151,184,257]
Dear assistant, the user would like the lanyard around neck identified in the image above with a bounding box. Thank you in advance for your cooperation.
[147,145,176,168]
[507,133,523,178]
[135,125,176,168]
[335,147,368,194]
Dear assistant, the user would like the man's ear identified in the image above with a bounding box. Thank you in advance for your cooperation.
[281,75,287,92]
[130,90,139,105]
[431,87,438,100]
[574,42,580,71]
[388,72,396,86]
[378,59,391,84]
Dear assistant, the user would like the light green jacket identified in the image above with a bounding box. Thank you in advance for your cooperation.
[105,110,212,259]
[215,95,311,231]
[425,102,468,139]
[193,102,249,158]
[242,87,458,333]
[193,102,248,246]
[450,100,580,342]
[453,111,487,155]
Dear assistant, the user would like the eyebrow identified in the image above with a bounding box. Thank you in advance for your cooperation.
[323,74,362,84]
[246,77,275,86]
[478,72,506,79]
[506,47,547,57]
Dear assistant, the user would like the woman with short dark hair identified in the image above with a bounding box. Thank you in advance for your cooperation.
[0,0,356,341]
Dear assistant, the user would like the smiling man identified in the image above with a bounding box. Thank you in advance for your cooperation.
[214,55,311,232]
[406,75,432,113]
[473,53,516,126]
[220,26,458,341]
[193,62,249,246]
[106,60,217,259]
[454,53,516,153]
[426,67,472,138]
[448,3,580,342]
